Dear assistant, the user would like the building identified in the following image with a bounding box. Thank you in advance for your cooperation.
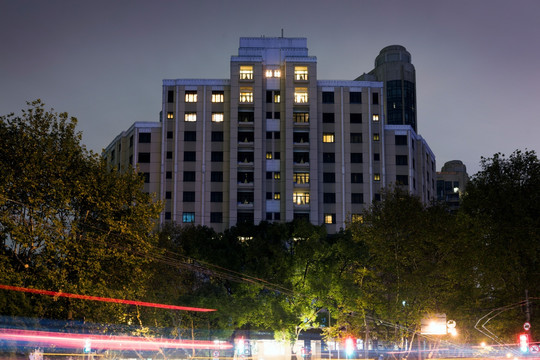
[104,36,436,233]
[436,160,469,211]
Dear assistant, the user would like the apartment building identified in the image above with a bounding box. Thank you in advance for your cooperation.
[104,37,436,233]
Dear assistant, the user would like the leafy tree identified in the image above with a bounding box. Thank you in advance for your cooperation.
[0,100,162,325]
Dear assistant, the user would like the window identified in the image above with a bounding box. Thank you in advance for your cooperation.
[294,112,309,123]
[239,65,253,80]
[185,91,197,103]
[239,172,254,184]
[351,153,363,163]
[293,172,310,184]
[167,90,174,103]
[266,152,273,160]
[184,151,196,162]
[373,133,380,141]
[212,131,224,142]
[351,193,364,204]
[274,92,281,103]
[350,113,362,123]
[211,171,223,182]
[294,88,308,103]
[212,112,224,122]
[274,172,281,180]
[294,152,309,164]
[182,212,195,223]
[323,152,335,163]
[166,151,173,159]
[167,131,173,139]
[350,133,362,143]
[239,87,253,103]
[323,193,336,203]
[293,192,310,205]
[395,135,407,145]
[351,173,363,183]
[167,112,174,119]
[238,112,254,123]
[184,131,196,141]
[210,212,222,223]
[212,91,224,103]
[142,172,150,183]
[350,92,362,104]
[294,66,308,80]
[238,151,254,163]
[396,175,409,185]
[274,152,281,160]
[323,172,335,183]
[238,192,254,204]
[183,191,195,202]
[293,132,309,143]
[322,113,335,123]
[165,191,172,199]
[322,91,334,104]
[211,192,223,202]
[266,172,272,180]
[396,155,408,165]
[374,153,380,161]
[165,212,171,220]
[323,133,335,143]
[138,152,150,163]
[166,171,172,179]
[374,173,381,181]
[274,192,281,200]
[239,131,254,143]
[372,92,379,104]
[211,151,223,162]
[267,91,280,103]
[139,133,151,143]
[324,214,336,224]
[372,114,379,122]
[184,112,197,122]
[183,171,195,182]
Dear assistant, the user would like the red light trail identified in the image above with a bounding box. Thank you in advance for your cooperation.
[0,284,216,312]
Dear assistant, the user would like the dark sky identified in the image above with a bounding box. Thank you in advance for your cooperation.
[2,0,539,175]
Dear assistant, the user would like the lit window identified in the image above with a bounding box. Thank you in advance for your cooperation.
[212,112,224,122]
[239,88,253,103]
[293,172,310,184]
[274,70,281,77]
[294,88,308,103]
[374,173,381,181]
[323,133,335,143]
[293,192,310,205]
[212,91,224,103]
[167,112,174,119]
[274,193,281,200]
[182,212,195,223]
[295,66,308,81]
[274,93,281,103]
[266,152,273,159]
[294,112,309,123]
[185,91,197,102]
[373,133,380,141]
[184,112,197,122]
[324,214,335,224]
[372,114,379,122]
[274,172,281,180]
[265,70,273,77]
[240,66,253,80]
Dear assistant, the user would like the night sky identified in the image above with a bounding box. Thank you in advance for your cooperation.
[1,0,539,175]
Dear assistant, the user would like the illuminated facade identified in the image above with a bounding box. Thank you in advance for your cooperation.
[104,37,436,233]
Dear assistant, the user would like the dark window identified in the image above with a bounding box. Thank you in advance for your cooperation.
[396,155,408,165]
[166,171,172,179]
[238,192,254,204]
[238,172,254,183]
[165,191,172,199]
[351,193,364,204]
[293,152,309,164]
[323,113,335,123]
[350,113,362,123]
[183,171,196,182]
[372,92,379,104]
[211,171,223,182]
[212,131,224,142]
[274,112,280,119]
[395,135,408,145]
[211,192,223,202]
[323,172,335,183]
[266,91,273,103]
[350,133,362,143]
[374,193,381,201]
[184,151,196,162]
[266,112,272,119]
[237,212,254,224]
[210,212,223,223]
[266,131,272,139]
[167,90,174,103]
[323,152,335,163]
[238,131,254,143]
[184,131,196,142]
[266,192,272,200]
[274,131,280,139]
[183,191,195,202]
[165,212,171,220]
[274,212,281,220]
[274,152,280,160]
[351,153,363,163]
[142,172,150,183]
[138,152,150,163]
[374,153,380,161]
[238,111,254,123]
[323,193,336,203]
[139,133,151,143]
[238,151,254,163]
[211,152,223,162]
[293,132,309,143]
[166,151,173,159]
[350,92,362,104]
[396,175,409,185]
[322,92,334,104]
[351,173,363,183]
[266,213,272,221]
[167,131,173,139]
[266,172,272,180]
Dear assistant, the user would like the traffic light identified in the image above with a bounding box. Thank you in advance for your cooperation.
[519,333,529,353]
[345,337,354,357]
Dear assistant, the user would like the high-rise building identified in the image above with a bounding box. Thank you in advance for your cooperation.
[436,160,469,211]
[104,37,436,233]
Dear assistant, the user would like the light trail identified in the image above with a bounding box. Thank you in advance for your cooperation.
[0,328,232,351]
[0,284,216,312]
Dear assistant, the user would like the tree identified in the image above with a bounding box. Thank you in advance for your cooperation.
[0,100,162,325]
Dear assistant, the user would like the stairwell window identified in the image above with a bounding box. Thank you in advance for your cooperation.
[295,66,308,81]
[294,88,308,103]
[240,66,253,80]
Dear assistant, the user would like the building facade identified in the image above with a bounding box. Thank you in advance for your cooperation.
[104,37,436,233]
[436,160,469,211]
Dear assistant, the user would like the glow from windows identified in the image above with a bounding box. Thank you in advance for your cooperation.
[274,172,281,180]
[266,152,273,160]
[295,66,308,81]
[274,193,281,200]
[185,91,197,102]
[293,192,310,205]
[293,172,309,184]
[184,112,197,122]
[274,69,281,77]
[265,70,273,77]
[182,212,195,223]
[212,92,224,103]
[374,173,381,181]
[373,133,380,141]
[372,114,379,122]
[265,69,281,78]
[323,133,335,143]
[212,112,224,122]
[294,88,308,103]
[274,93,281,103]
[167,112,174,119]
[239,66,253,80]
[324,214,335,224]
[294,112,309,123]
[239,88,253,103]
